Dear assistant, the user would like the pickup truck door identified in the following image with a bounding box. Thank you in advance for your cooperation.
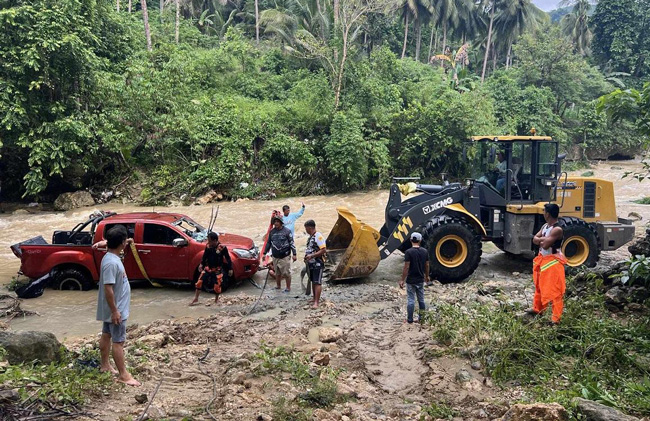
[134,222,189,280]
[93,223,143,280]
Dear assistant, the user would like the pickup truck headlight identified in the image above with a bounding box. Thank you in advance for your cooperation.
[233,247,259,259]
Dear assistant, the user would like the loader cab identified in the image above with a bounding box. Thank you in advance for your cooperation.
[465,136,559,205]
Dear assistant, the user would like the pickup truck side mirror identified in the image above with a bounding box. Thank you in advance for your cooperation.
[172,238,188,248]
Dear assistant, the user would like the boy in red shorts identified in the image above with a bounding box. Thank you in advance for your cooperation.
[190,232,232,306]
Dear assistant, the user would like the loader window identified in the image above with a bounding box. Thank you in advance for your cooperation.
[537,142,558,178]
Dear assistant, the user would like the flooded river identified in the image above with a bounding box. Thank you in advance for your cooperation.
[1,160,648,340]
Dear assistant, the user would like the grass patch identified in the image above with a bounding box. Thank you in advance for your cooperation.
[0,347,113,407]
[581,170,595,177]
[421,402,458,419]
[254,344,349,411]
[426,280,650,417]
[633,197,650,204]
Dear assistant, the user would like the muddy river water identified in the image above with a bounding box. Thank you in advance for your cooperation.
[1,160,648,340]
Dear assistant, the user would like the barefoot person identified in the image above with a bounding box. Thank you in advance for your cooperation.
[529,204,567,324]
[303,220,327,308]
[97,225,140,386]
[263,217,297,292]
[399,232,429,324]
[190,232,233,306]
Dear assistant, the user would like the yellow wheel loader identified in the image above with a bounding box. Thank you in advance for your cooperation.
[326,136,636,283]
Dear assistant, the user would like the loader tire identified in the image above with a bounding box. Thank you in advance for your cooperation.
[53,267,94,291]
[559,217,599,268]
[422,216,482,284]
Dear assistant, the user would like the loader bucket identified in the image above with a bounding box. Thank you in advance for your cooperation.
[326,207,382,280]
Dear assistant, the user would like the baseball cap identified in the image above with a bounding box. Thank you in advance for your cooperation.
[411,232,422,242]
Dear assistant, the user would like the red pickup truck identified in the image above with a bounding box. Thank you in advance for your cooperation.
[12,211,260,290]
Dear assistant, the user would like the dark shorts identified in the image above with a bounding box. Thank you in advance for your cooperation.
[308,262,324,285]
[196,270,223,294]
[102,320,127,343]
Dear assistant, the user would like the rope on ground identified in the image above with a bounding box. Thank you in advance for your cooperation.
[136,378,163,421]
[196,269,270,420]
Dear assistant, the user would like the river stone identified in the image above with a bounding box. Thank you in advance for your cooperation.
[572,398,639,421]
[312,352,330,366]
[455,369,473,383]
[137,333,167,348]
[318,327,343,343]
[500,403,568,421]
[604,287,627,307]
[0,331,62,364]
[53,191,95,211]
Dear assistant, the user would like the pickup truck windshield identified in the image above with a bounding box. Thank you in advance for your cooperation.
[172,217,208,241]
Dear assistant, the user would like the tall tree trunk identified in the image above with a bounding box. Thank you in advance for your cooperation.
[255,0,260,45]
[433,27,439,60]
[128,0,132,13]
[160,0,163,22]
[481,0,495,83]
[415,19,422,62]
[492,44,497,71]
[334,0,340,31]
[401,13,409,59]
[175,0,180,43]
[142,0,152,51]
[505,41,512,69]
[335,27,350,109]
[117,0,120,12]
[441,20,447,67]
[428,26,436,63]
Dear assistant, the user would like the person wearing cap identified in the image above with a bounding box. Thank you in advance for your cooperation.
[399,232,429,324]
[303,219,327,308]
[263,217,297,292]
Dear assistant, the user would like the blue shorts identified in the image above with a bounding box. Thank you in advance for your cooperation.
[102,320,127,343]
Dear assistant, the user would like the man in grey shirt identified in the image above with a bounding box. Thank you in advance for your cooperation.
[97,225,140,386]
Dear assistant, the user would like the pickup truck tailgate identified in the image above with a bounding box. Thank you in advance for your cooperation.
[10,236,48,258]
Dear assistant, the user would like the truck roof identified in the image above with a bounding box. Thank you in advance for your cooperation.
[101,212,187,223]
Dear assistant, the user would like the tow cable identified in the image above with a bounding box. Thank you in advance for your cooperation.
[196,268,270,420]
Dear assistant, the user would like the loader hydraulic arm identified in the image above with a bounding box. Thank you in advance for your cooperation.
[378,189,466,260]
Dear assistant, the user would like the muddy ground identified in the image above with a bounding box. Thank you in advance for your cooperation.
[1,160,649,420]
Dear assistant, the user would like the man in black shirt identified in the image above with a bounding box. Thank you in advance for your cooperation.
[263,217,297,292]
[399,232,429,324]
[190,232,232,306]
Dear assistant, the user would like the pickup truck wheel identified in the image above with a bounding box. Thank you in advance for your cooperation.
[54,268,93,291]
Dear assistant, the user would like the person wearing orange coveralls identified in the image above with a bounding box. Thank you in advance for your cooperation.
[528,203,567,324]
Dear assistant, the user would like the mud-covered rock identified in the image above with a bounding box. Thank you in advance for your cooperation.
[390,403,421,417]
[312,352,330,366]
[455,369,473,383]
[0,331,62,364]
[500,402,568,421]
[605,287,627,307]
[572,398,639,421]
[137,333,167,348]
[53,191,95,211]
[318,327,343,343]
[628,228,650,257]
[195,190,218,205]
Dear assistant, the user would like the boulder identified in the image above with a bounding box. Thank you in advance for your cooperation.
[195,190,218,205]
[312,352,330,366]
[605,287,627,307]
[53,191,95,211]
[455,369,473,383]
[628,228,650,257]
[137,333,167,348]
[572,398,639,421]
[318,327,343,343]
[0,331,63,364]
[500,403,568,421]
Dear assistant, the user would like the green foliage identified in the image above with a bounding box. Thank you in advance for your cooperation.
[325,111,370,190]
[634,197,650,204]
[426,293,650,416]
[421,402,458,419]
[615,255,650,287]
[254,343,348,411]
[0,351,113,406]
[591,0,650,77]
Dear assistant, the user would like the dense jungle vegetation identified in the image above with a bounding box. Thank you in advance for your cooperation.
[0,0,649,202]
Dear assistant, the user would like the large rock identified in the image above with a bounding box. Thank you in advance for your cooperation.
[605,286,627,307]
[628,228,650,257]
[0,331,63,364]
[53,191,95,211]
[318,327,343,343]
[500,403,568,421]
[572,398,639,421]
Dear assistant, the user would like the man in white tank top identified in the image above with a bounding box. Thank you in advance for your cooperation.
[529,203,567,324]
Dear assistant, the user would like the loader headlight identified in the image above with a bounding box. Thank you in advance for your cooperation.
[233,247,259,259]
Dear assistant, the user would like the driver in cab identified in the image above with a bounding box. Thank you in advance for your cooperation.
[494,151,507,193]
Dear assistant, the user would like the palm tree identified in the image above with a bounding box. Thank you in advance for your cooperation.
[176,0,180,43]
[494,0,546,68]
[255,0,260,44]
[400,4,412,59]
[560,0,592,55]
[433,0,457,58]
[399,0,433,61]
[453,0,485,44]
